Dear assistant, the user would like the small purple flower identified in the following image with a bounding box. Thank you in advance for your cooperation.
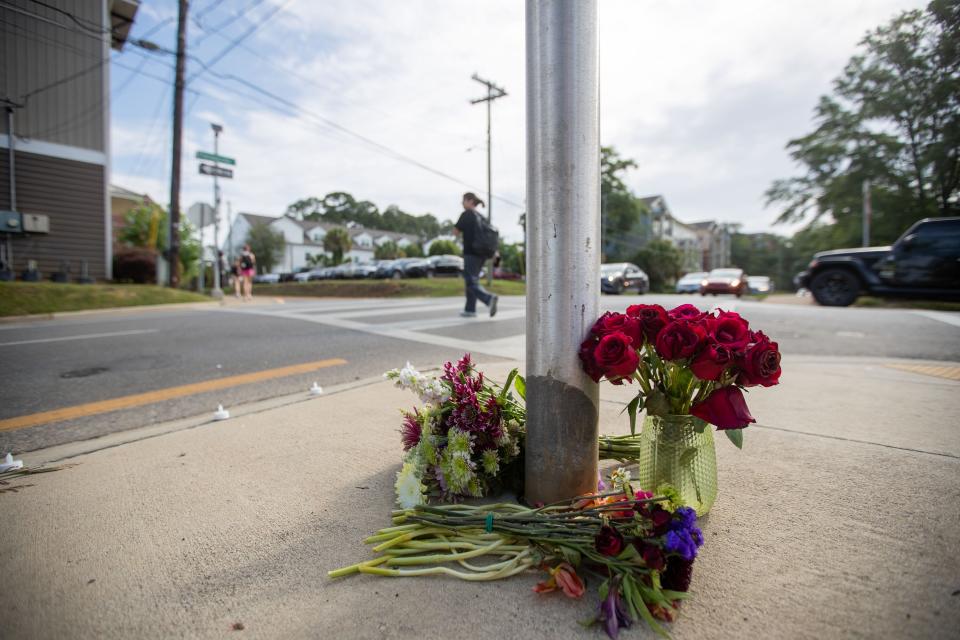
[663,507,704,561]
[596,576,632,639]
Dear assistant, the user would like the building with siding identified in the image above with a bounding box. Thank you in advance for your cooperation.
[223,213,423,273]
[1,0,139,280]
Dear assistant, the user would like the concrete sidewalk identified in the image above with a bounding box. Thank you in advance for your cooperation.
[1,354,958,639]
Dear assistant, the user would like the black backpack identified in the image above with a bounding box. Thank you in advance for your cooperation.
[473,212,500,259]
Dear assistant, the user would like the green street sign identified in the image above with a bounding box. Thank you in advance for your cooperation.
[196,151,235,165]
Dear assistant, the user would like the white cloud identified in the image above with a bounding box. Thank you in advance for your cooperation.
[113,0,928,246]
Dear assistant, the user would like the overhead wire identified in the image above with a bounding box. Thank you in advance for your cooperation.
[187,0,294,82]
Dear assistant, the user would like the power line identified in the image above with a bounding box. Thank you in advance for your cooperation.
[132,43,523,209]
[194,0,265,46]
[187,0,294,83]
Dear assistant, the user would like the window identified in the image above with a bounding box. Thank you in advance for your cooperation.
[910,221,960,257]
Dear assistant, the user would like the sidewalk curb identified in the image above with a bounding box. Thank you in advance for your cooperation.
[0,298,296,325]
[17,371,395,467]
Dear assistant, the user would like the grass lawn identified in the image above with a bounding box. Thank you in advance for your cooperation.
[0,282,210,317]
[255,278,526,298]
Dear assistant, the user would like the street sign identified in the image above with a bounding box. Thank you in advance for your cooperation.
[196,151,235,165]
[187,202,215,228]
[199,163,233,179]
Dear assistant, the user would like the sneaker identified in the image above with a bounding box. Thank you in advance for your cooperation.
[489,295,499,318]
[460,310,477,318]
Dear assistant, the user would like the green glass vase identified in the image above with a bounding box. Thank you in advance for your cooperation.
[635,415,717,516]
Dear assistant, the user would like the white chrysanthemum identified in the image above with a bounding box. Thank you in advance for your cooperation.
[398,362,421,389]
[419,378,450,406]
[395,462,427,509]
[610,467,631,492]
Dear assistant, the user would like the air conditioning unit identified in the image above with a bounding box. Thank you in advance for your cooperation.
[22,213,50,233]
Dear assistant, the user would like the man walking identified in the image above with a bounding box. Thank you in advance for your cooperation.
[453,192,498,318]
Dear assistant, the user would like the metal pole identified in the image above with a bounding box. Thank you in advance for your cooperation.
[4,106,16,275]
[198,204,205,291]
[211,124,223,298]
[862,178,871,247]
[485,94,493,286]
[167,0,188,287]
[525,0,600,504]
[7,107,17,212]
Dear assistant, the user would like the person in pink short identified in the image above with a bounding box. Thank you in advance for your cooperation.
[239,244,256,300]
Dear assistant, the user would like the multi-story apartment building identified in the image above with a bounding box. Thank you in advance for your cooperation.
[1,0,139,280]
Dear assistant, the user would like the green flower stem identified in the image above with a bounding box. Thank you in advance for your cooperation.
[327,556,390,579]
[384,539,507,566]
[359,559,534,581]
[371,527,450,552]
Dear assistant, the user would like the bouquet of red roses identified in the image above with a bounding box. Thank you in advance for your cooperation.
[580,303,781,448]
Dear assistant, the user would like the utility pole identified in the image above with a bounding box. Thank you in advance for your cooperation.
[862,178,872,247]
[167,0,188,288]
[471,73,506,286]
[525,0,600,504]
[210,123,224,298]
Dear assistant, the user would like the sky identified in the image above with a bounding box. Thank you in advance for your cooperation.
[110,0,929,244]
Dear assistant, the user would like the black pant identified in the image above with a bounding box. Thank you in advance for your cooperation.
[463,254,492,312]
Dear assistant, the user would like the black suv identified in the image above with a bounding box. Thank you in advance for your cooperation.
[796,217,960,306]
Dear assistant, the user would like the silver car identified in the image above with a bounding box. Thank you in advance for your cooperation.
[675,272,708,293]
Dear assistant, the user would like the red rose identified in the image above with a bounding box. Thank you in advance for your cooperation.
[711,311,750,350]
[591,311,643,347]
[655,320,706,361]
[690,341,732,381]
[691,386,756,430]
[668,304,705,322]
[738,332,781,387]
[594,525,625,556]
[625,304,669,343]
[633,540,666,571]
[578,337,604,383]
[593,332,639,381]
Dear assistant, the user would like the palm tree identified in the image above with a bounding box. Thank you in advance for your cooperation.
[323,227,352,264]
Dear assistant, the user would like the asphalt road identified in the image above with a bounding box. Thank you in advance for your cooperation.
[1,293,958,452]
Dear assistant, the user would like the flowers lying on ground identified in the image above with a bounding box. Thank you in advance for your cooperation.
[330,473,702,639]
[385,355,525,506]
[581,304,782,446]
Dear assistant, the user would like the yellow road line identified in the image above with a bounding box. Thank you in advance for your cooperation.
[885,363,960,382]
[0,358,348,432]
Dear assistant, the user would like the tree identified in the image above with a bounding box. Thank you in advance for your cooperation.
[402,242,424,257]
[428,239,462,256]
[498,241,525,275]
[601,146,650,260]
[767,1,960,247]
[118,201,199,283]
[632,239,682,292]
[246,223,285,274]
[119,201,166,250]
[284,193,458,241]
[323,227,352,264]
[375,241,402,260]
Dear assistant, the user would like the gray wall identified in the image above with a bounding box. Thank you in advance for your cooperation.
[1,0,107,151]
[0,150,107,279]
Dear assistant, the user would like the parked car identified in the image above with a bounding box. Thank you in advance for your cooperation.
[675,271,708,294]
[375,259,404,279]
[401,258,435,278]
[252,272,280,284]
[493,268,523,281]
[341,261,379,279]
[294,267,325,282]
[747,276,775,295]
[700,268,747,297]
[600,262,649,294]
[795,217,960,307]
[428,254,464,276]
